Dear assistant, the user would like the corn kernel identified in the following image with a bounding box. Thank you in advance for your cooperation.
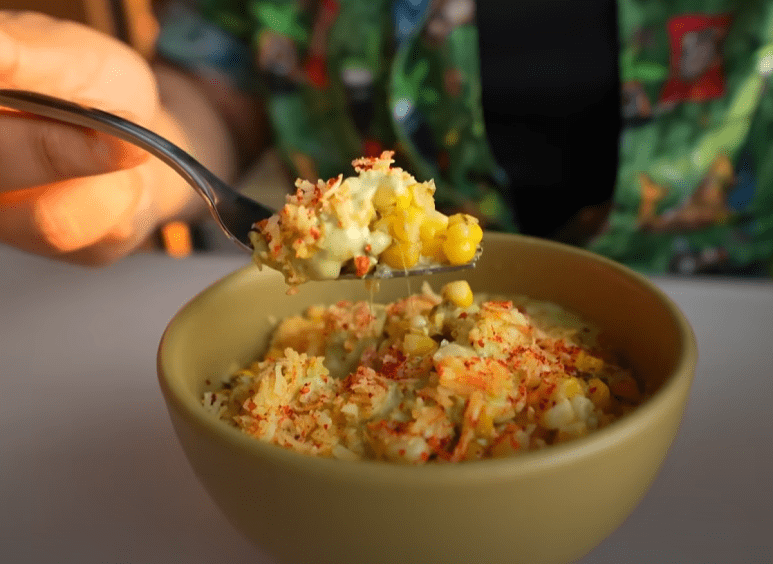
[445,214,483,245]
[394,188,412,211]
[419,210,449,242]
[447,213,468,226]
[410,181,436,211]
[442,238,477,265]
[562,377,582,399]
[390,206,424,243]
[372,184,412,213]
[444,220,469,241]
[468,221,483,245]
[475,411,495,437]
[421,236,446,261]
[380,240,421,269]
[403,333,438,356]
[575,351,604,373]
[372,184,395,212]
[587,377,610,409]
[372,215,394,234]
[442,280,474,308]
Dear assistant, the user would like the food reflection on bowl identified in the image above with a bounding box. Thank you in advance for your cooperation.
[157,233,697,564]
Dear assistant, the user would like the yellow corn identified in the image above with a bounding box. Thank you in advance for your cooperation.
[445,218,476,242]
[562,377,582,399]
[390,206,425,243]
[373,183,412,213]
[445,214,482,240]
[394,187,412,211]
[403,333,438,356]
[380,240,421,269]
[575,351,604,373]
[468,221,483,245]
[372,214,395,234]
[443,238,477,265]
[441,216,481,265]
[475,411,495,437]
[419,210,449,243]
[442,280,474,308]
[447,213,468,226]
[372,184,395,212]
[587,377,611,409]
[421,236,446,262]
[410,181,436,211]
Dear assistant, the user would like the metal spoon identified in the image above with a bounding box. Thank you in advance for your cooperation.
[0,89,479,279]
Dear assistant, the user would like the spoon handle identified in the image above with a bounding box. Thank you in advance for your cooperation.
[0,88,223,208]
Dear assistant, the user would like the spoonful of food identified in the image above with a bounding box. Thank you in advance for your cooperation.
[0,89,482,286]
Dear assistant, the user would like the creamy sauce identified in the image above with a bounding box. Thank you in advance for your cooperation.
[248,152,481,291]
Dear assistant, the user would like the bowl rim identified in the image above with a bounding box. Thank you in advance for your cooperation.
[157,233,698,485]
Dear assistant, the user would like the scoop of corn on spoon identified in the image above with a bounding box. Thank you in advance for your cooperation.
[0,89,481,279]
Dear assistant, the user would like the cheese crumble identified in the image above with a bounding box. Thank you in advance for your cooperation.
[248,152,483,292]
[204,282,645,464]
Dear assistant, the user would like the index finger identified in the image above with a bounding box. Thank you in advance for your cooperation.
[0,109,149,192]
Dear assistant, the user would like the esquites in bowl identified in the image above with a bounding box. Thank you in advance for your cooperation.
[157,233,697,564]
[202,279,644,464]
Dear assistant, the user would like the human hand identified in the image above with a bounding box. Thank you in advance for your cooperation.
[0,11,202,265]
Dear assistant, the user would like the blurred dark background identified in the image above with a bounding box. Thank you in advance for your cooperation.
[1,0,622,248]
[477,0,621,238]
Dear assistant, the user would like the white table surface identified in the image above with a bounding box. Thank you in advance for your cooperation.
[1,245,771,563]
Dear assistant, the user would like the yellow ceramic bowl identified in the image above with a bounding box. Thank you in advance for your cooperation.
[157,233,697,564]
